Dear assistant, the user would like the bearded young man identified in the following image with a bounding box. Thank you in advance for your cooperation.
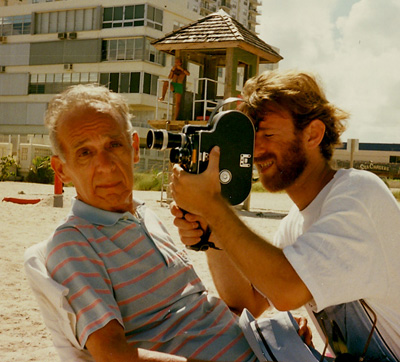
[170,70,400,361]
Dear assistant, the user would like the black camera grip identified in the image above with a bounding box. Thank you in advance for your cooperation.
[185,226,221,252]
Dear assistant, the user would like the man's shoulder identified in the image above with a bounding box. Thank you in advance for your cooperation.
[53,213,93,233]
[47,214,94,251]
[334,168,387,190]
[329,168,396,209]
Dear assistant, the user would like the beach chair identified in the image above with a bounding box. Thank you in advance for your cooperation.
[23,240,94,361]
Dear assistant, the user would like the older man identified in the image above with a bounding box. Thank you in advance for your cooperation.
[41,84,258,362]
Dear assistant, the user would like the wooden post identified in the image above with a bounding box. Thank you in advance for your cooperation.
[242,194,251,211]
[224,48,234,99]
[349,139,357,168]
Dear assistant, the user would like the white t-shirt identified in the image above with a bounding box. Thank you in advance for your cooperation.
[273,168,400,357]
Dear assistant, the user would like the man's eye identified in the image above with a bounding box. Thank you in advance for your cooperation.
[78,149,90,157]
[110,142,122,148]
[257,132,273,139]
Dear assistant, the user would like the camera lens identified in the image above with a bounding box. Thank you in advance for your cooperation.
[146,130,186,150]
[170,147,191,166]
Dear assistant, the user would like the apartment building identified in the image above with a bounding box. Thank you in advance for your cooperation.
[0,0,266,173]
[2,0,261,31]
[186,0,260,32]
[0,0,204,170]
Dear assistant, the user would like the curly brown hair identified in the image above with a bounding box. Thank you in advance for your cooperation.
[240,69,349,160]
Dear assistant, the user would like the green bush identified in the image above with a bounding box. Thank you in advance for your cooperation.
[251,181,267,193]
[0,155,19,181]
[26,156,54,184]
[134,171,164,191]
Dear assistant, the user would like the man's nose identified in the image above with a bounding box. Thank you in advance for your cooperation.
[254,136,267,157]
[95,150,116,171]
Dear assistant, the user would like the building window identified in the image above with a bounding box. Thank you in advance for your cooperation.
[0,15,31,36]
[99,71,159,95]
[102,4,163,30]
[389,156,400,163]
[34,8,97,34]
[146,5,163,30]
[143,72,159,95]
[102,37,165,65]
[28,70,160,96]
[28,72,99,94]
[100,72,142,94]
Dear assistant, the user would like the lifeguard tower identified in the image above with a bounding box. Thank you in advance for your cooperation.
[148,9,282,204]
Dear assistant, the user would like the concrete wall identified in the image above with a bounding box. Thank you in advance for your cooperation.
[0,43,30,66]
[30,39,102,65]
[0,73,29,95]
[0,102,47,127]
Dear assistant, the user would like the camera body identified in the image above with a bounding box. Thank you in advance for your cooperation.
[146,109,255,205]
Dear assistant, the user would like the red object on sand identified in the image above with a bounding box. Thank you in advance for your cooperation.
[54,174,63,195]
[2,197,41,205]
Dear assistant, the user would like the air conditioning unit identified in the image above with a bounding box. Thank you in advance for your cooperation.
[57,32,67,40]
[69,32,77,40]
[0,66,5,73]
[63,63,73,70]
[0,36,7,44]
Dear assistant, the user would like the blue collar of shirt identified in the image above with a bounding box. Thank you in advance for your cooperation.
[70,198,144,226]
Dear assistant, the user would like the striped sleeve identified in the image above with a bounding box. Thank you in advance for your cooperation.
[46,224,122,347]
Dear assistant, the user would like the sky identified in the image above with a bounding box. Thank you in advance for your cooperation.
[256,0,400,144]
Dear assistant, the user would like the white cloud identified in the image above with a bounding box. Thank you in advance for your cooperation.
[257,0,400,143]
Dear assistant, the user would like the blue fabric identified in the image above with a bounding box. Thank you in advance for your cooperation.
[314,301,399,361]
[240,309,328,362]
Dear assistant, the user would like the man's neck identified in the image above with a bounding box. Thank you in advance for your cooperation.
[286,162,336,211]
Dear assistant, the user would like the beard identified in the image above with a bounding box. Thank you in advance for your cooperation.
[255,135,308,192]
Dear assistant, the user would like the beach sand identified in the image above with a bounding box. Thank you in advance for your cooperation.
[0,181,324,361]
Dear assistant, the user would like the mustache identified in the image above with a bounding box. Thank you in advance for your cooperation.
[254,153,275,163]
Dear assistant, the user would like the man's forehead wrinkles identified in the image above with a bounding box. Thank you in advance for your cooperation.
[70,132,122,150]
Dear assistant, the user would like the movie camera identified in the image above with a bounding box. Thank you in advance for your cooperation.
[146,98,255,206]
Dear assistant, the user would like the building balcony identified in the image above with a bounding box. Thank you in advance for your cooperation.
[200,8,213,16]
[200,1,217,11]
[248,15,259,25]
[249,5,261,15]
[219,0,231,11]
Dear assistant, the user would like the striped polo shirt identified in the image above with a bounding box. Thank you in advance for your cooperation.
[46,199,256,361]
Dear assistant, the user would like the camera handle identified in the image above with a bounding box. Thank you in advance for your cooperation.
[208,97,244,126]
[185,224,221,252]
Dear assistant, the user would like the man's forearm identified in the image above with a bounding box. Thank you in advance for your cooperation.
[86,320,206,362]
[202,196,312,311]
[206,247,270,316]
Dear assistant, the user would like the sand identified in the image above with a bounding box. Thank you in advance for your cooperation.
[0,181,323,361]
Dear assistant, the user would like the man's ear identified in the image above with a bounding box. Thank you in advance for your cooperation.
[304,119,325,150]
[51,155,72,184]
[131,131,140,164]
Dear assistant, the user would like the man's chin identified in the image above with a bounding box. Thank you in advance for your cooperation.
[95,192,133,212]
[260,177,285,193]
